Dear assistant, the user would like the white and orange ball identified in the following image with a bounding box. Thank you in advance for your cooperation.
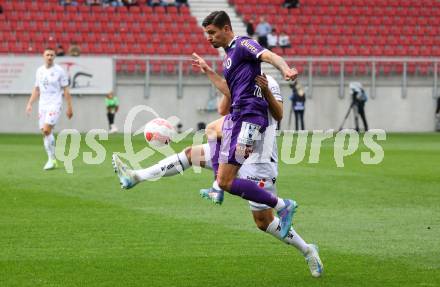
[143,118,176,147]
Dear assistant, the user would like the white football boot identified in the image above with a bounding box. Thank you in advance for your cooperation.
[43,159,57,170]
[305,244,324,278]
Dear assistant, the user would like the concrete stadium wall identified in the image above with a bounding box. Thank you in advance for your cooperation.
[0,74,438,133]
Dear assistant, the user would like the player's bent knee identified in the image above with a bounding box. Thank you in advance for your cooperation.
[183,146,192,164]
[217,179,229,191]
[217,176,233,191]
[255,220,269,231]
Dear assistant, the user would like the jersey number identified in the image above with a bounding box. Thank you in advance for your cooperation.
[254,85,263,98]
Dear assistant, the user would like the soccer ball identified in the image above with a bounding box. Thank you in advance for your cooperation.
[144,118,176,147]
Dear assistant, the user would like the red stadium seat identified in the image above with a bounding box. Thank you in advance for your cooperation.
[1,0,436,77]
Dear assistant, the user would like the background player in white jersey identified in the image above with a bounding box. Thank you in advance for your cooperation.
[26,48,73,170]
[112,74,323,277]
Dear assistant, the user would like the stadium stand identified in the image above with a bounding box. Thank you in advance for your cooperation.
[0,0,217,74]
[231,0,440,75]
[0,0,439,75]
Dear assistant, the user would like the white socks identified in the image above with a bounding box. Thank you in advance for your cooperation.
[43,133,55,161]
[266,217,309,255]
[274,198,286,211]
[212,180,221,190]
[134,151,191,181]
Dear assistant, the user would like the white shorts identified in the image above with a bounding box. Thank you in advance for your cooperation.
[238,162,278,211]
[39,105,62,129]
[202,143,278,211]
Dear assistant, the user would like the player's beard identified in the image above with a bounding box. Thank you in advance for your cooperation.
[209,41,220,48]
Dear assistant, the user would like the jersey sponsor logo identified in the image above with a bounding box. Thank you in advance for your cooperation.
[238,122,260,145]
[246,175,261,182]
[223,57,232,69]
[240,39,258,54]
[245,176,276,185]
[43,77,49,90]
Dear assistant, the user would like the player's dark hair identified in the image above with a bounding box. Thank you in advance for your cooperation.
[202,11,232,30]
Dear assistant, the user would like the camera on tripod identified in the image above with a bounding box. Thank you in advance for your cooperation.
[339,82,369,132]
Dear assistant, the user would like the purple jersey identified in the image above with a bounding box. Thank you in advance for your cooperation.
[223,36,268,116]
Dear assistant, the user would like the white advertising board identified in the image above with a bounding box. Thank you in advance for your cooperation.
[0,56,113,94]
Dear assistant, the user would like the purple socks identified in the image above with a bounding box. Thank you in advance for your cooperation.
[230,178,278,208]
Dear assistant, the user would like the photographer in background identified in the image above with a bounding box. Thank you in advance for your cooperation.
[349,82,369,132]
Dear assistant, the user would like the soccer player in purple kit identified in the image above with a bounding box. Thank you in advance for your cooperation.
[192,11,299,239]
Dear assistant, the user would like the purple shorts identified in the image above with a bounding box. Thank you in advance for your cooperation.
[218,112,268,166]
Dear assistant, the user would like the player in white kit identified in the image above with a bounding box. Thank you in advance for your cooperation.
[26,48,73,170]
[112,74,323,277]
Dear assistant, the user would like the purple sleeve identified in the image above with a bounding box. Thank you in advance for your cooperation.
[237,38,267,61]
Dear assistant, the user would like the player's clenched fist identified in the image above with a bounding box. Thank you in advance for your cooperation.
[284,67,298,82]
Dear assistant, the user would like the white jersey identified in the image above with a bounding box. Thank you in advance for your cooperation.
[244,74,282,165]
[35,64,68,108]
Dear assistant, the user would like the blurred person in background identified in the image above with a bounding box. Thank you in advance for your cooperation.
[246,17,255,38]
[148,0,166,6]
[106,91,119,134]
[175,0,189,7]
[103,0,124,6]
[122,0,139,7]
[267,28,278,50]
[86,0,102,6]
[289,81,306,130]
[60,0,78,6]
[255,16,272,49]
[349,82,369,132]
[283,0,299,9]
[55,44,65,56]
[68,42,81,57]
[278,31,291,52]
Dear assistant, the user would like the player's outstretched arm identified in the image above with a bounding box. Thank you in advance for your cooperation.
[63,87,73,119]
[192,53,231,98]
[217,93,231,116]
[260,50,298,82]
[26,87,40,115]
[255,74,283,121]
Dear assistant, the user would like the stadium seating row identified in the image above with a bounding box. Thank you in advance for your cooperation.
[0,0,215,59]
[1,32,208,44]
[232,0,438,8]
[232,0,440,61]
[0,41,215,56]
[1,23,199,36]
[1,0,439,76]
[237,5,439,17]
[2,13,195,23]
[1,1,187,14]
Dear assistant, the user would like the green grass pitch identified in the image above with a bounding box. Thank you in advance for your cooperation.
[0,133,439,286]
